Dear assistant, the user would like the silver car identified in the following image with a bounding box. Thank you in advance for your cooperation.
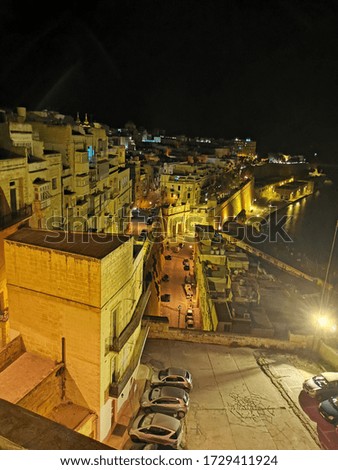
[141,386,189,419]
[150,367,193,391]
[303,372,338,399]
[129,412,182,448]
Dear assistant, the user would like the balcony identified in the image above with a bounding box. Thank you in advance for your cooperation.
[34,197,51,211]
[0,205,32,230]
[109,321,149,398]
[107,286,151,352]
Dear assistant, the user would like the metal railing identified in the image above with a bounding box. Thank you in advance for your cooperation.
[109,322,149,398]
[107,286,151,352]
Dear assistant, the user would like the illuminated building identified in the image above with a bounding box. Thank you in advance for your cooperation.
[27,109,132,233]
[4,228,150,441]
[194,225,256,333]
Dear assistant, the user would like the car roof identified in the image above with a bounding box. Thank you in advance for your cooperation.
[151,413,181,431]
[321,372,338,382]
[164,367,188,376]
[151,386,186,399]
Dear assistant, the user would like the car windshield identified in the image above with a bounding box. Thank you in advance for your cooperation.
[159,369,169,379]
[140,414,153,427]
[314,375,328,387]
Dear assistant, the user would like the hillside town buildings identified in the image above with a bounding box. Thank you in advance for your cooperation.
[0,105,318,447]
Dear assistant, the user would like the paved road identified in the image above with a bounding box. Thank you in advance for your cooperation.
[142,340,326,450]
[160,243,201,329]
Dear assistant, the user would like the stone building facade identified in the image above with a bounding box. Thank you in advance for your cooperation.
[4,228,149,441]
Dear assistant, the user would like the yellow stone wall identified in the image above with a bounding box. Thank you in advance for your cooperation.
[7,285,101,413]
[5,243,101,307]
[5,235,146,440]
[17,368,62,417]
[0,156,29,216]
[5,241,102,413]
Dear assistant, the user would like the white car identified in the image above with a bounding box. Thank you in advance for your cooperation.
[303,372,338,399]
[129,412,183,448]
[150,367,193,391]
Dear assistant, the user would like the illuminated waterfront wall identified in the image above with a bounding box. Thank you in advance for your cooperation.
[213,179,254,226]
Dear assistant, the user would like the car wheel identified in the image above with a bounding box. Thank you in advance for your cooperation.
[177,411,185,419]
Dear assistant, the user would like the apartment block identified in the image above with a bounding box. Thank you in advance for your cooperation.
[4,228,150,441]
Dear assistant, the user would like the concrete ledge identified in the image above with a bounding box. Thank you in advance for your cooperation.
[0,331,24,372]
[147,326,311,351]
[318,341,338,369]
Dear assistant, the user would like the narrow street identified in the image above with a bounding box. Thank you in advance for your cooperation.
[160,242,201,330]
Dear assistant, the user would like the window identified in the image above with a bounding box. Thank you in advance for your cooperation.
[52,178,57,190]
[149,426,170,436]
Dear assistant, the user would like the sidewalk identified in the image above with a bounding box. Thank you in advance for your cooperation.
[105,364,151,449]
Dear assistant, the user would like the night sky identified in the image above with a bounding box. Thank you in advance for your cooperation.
[1,0,338,161]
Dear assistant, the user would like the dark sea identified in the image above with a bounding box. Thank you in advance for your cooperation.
[262,164,338,287]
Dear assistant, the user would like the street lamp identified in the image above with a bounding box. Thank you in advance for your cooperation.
[318,220,338,313]
[177,304,182,328]
[313,219,338,351]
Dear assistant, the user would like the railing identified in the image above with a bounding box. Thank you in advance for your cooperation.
[109,322,149,398]
[107,286,151,352]
[0,204,32,230]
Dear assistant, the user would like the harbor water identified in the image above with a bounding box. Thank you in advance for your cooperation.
[262,166,338,287]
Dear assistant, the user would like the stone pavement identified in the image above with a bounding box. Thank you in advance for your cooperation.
[142,339,325,450]
[160,242,201,330]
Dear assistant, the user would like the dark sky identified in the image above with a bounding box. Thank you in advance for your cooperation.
[1,0,338,160]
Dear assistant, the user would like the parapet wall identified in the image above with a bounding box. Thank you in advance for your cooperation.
[147,320,311,351]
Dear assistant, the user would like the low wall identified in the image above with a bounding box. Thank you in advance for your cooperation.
[18,365,63,417]
[147,320,312,351]
[0,333,24,372]
[318,341,338,369]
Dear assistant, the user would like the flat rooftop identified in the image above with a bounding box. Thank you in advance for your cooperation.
[47,402,95,430]
[0,352,56,403]
[6,228,130,259]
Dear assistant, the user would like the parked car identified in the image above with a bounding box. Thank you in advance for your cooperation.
[150,367,193,391]
[129,442,160,450]
[183,264,190,271]
[129,412,183,449]
[161,274,169,282]
[302,372,338,399]
[160,294,171,302]
[185,275,195,286]
[183,258,190,266]
[185,308,193,320]
[319,395,338,426]
[185,317,194,329]
[140,386,190,418]
[165,255,172,260]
